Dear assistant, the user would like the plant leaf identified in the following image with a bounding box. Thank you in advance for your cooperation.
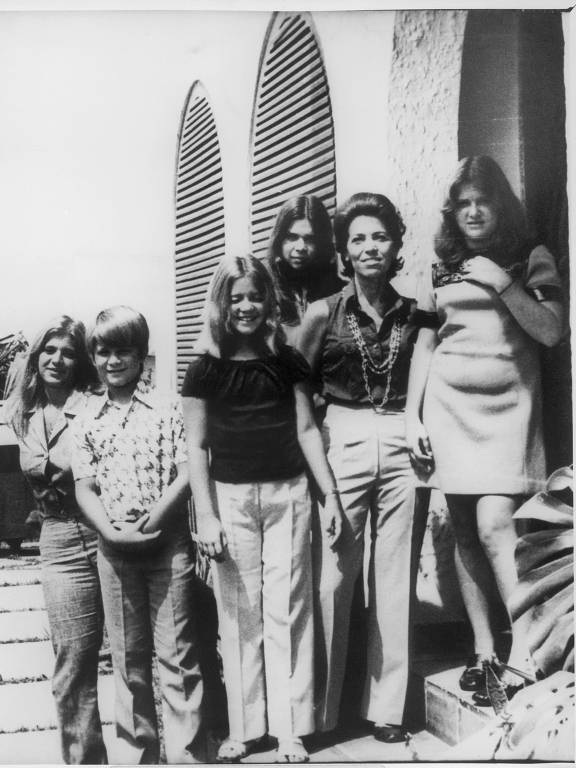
[514,492,573,527]
[515,530,573,575]
[486,663,509,715]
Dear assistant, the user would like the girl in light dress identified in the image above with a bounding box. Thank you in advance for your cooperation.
[406,155,564,703]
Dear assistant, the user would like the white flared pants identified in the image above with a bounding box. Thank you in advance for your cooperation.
[314,405,416,730]
[212,473,314,742]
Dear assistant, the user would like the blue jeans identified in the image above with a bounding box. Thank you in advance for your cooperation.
[40,517,107,764]
[98,532,204,764]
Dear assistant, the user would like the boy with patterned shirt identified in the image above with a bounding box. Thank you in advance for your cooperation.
[72,306,204,765]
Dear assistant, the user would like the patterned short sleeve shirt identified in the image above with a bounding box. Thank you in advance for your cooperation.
[72,379,187,523]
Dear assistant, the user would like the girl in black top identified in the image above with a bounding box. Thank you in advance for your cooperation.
[266,195,344,344]
[181,255,343,763]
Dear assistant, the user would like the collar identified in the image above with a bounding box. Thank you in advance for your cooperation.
[93,377,155,418]
[341,280,410,319]
[25,388,87,418]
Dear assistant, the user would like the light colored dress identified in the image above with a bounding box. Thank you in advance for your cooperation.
[419,245,561,495]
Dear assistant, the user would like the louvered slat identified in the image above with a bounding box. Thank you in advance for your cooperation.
[250,12,336,260]
[174,83,225,386]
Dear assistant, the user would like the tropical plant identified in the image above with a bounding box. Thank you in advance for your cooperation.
[446,467,574,761]
[510,465,574,676]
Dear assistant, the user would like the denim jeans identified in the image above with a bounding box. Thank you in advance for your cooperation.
[97,531,204,764]
[40,517,107,764]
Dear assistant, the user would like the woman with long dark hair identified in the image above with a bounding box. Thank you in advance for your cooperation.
[6,316,107,763]
[266,195,343,343]
[406,155,564,702]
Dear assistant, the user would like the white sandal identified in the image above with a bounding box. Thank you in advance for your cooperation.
[276,738,309,763]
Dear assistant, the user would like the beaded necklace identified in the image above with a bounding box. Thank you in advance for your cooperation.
[345,311,403,413]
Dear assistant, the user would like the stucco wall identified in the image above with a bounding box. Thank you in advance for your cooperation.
[387,9,468,297]
[387,10,469,622]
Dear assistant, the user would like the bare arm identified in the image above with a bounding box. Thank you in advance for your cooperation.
[182,395,227,559]
[294,382,343,548]
[463,256,563,347]
[498,284,562,347]
[405,328,438,471]
[142,462,191,533]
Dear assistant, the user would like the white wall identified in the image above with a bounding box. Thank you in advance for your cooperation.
[0,11,267,391]
[0,9,398,391]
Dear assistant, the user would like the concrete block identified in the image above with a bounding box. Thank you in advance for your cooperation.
[0,723,119,764]
[0,569,41,587]
[0,584,45,612]
[0,610,49,642]
[458,698,493,742]
[0,675,115,733]
[426,682,459,745]
[0,640,54,681]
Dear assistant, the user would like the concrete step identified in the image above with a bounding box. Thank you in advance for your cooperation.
[414,657,494,746]
[0,639,54,681]
[0,723,121,764]
[0,610,49,642]
[0,568,41,587]
[0,584,45,612]
[0,674,115,733]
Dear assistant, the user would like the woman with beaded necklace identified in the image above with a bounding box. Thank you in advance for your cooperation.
[298,192,435,743]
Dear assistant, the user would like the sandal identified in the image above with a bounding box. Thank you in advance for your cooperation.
[471,658,532,708]
[459,654,494,691]
[373,723,408,743]
[276,738,309,763]
[217,737,262,763]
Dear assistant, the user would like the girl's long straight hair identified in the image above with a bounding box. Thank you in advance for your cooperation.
[6,315,98,438]
[435,155,531,267]
[265,195,340,325]
[198,254,284,358]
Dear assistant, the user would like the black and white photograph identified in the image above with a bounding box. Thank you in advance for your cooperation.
[0,1,573,764]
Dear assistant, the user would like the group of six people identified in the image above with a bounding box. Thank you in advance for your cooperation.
[5,154,563,763]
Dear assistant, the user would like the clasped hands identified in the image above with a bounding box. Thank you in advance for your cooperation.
[107,509,162,551]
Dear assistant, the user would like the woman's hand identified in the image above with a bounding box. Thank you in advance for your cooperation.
[321,493,344,550]
[195,516,228,561]
[406,418,434,473]
[461,255,512,293]
[107,515,162,550]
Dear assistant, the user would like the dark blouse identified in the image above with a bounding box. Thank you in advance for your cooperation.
[318,282,437,410]
[181,345,310,484]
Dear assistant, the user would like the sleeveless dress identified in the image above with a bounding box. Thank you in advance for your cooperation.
[419,245,561,495]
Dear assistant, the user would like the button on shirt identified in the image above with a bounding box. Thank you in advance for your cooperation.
[319,281,437,410]
[72,379,187,524]
[17,390,87,519]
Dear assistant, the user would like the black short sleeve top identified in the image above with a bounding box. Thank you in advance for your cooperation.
[181,345,310,483]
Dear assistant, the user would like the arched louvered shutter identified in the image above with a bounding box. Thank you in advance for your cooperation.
[174,82,225,386]
[250,12,336,258]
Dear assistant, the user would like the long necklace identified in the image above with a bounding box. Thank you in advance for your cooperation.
[346,312,403,413]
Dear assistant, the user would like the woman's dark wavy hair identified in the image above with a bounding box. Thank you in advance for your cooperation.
[334,193,406,279]
[6,315,98,438]
[266,195,339,324]
[435,155,531,267]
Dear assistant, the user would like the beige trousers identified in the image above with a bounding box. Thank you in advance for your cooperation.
[314,405,416,730]
[213,474,314,742]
